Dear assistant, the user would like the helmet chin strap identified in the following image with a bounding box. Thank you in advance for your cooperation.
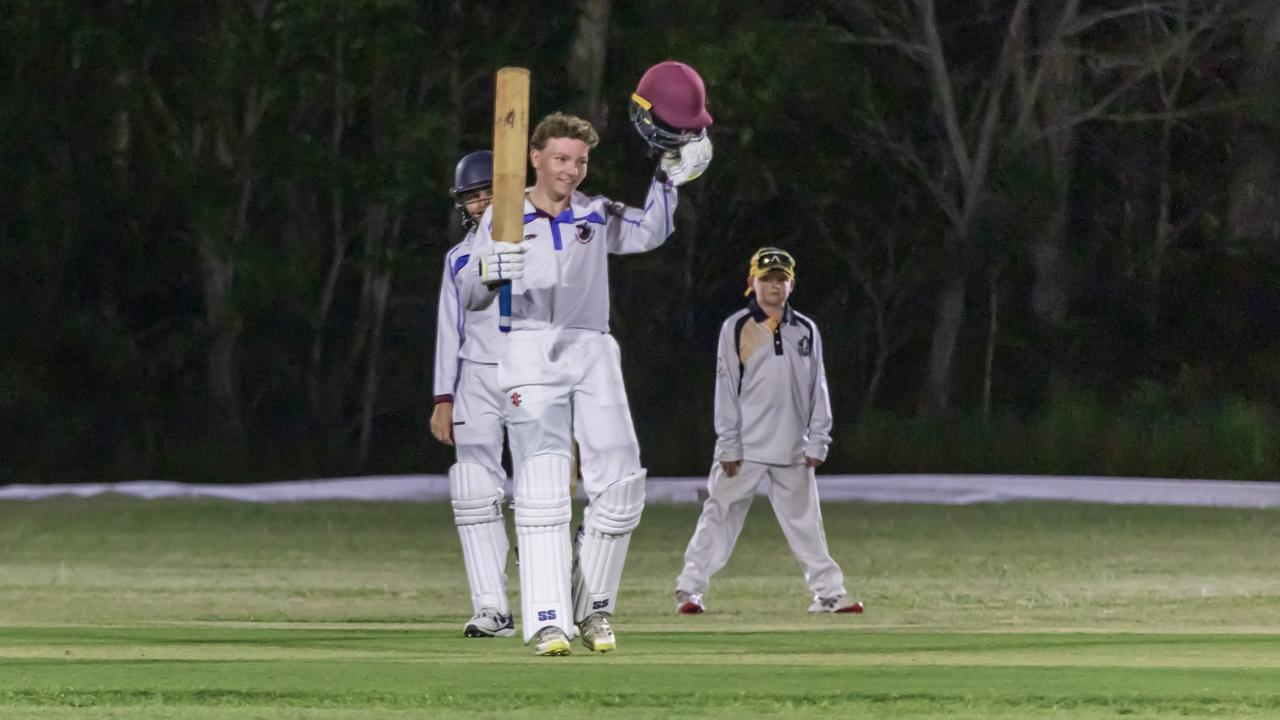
[457,201,478,234]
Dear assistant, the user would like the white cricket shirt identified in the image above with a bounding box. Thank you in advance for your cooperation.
[713,299,834,465]
[459,178,677,332]
[432,230,507,402]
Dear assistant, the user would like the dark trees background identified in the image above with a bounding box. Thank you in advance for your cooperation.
[2,0,1277,483]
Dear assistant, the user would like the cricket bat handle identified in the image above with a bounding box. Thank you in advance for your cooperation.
[499,284,512,333]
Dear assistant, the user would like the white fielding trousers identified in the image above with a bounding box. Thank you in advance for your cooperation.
[498,330,641,492]
[676,460,847,599]
[498,329,645,642]
[453,361,506,478]
[449,361,511,616]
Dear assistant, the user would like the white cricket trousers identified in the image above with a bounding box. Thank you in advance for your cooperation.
[453,361,506,479]
[498,329,641,485]
[498,328,646,641]
[677,460,847,599]
[449,360,511,616]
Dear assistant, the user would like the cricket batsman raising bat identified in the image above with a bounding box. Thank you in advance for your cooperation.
[491,68,529,333]
[460,60,713,656]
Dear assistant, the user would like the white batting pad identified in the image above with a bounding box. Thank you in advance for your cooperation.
[449,463,510,615]
[514,453,574,642]
[574,470,646,622]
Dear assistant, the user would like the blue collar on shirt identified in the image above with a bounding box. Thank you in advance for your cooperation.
[522,194,607,250]
[523,193,606,226]
[483,193,607,235]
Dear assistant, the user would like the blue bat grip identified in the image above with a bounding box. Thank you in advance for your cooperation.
[498,283,512,333]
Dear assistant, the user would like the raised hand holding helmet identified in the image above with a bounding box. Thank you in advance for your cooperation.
[660,135,713,186]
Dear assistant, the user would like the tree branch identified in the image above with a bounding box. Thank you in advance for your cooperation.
[919,0,972,184]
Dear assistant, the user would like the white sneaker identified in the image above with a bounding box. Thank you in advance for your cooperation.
[533,626,572,656]
[675,589,704,614]
[463,608,516,638]
[808,593,864,614]
[578,613,616,653]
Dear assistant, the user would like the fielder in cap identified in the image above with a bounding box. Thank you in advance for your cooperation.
[431,150,517,639]
[459,62,713,656]
[674,248,863,615]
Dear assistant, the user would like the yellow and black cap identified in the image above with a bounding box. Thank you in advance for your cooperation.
[745,247,796,295]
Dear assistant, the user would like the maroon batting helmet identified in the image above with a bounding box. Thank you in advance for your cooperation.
[630,61,713,152]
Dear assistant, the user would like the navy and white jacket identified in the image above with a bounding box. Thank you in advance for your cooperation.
[714,299,833,466]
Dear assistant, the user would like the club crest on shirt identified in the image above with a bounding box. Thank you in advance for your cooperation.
[798,336,812,356]
[576,222,594,243]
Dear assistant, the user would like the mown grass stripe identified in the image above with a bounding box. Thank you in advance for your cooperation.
[4,688,1280,712]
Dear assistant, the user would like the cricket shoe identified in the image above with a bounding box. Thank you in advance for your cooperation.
[578,613,617,653]
[463,608,516,638]
[532,626,572,656]
[808,593,864,614]
[675,590,704,614]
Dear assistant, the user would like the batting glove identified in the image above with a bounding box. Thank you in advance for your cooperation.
[660,135,713,186]
[479,241,528,284]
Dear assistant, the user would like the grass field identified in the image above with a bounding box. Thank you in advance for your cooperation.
[2,495,1279,718]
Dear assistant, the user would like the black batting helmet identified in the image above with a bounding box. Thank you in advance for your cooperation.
[451,150,493,232]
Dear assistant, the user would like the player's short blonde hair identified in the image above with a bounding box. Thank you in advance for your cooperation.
[530,112,599,150]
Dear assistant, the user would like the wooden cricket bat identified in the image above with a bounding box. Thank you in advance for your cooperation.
[492,67,530,333]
